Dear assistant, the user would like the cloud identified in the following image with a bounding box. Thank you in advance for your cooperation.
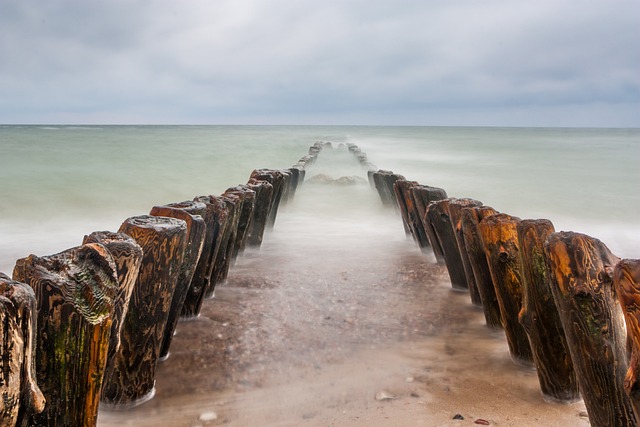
[0,0,638,125]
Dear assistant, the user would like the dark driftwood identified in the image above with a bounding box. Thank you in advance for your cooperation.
[13,244,118,426]
[101,216,187,407]
[192,196,230,303]
[0,273,45,426]
[81,231,143,389]
[516,220,579,403]
[479,213,533,366]
[426,199,468,291]
[613,259,640,424]
[411,184,448,260]
[223,186,257,258]
[460,206,502,329]
[245,179,274,248]
[447,198,483,305]
[149,204,206,359]
[393,180,419,237]
[545,232,634,426]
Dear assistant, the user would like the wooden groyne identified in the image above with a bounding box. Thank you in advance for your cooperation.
[0,138,638,427]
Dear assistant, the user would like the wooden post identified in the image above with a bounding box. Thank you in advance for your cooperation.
[372,170,395,208]
[516,220,579,403]
[13,244,118,426]
[0,273,45,426]
[447,198,483,306]
[208,195,241,290]
[223,186,257,258]
[545,231,634,426]
[81,232,143,388]
[250,169,285,230]
[411,184,448,261]
[100,216,187,407]
[393,179,417,236]
[479,213,533,366]
[425,199,468,291]
[149,204,206,360]
[245,179,274,248]
[613,259,640,424]
[460,206,502,329]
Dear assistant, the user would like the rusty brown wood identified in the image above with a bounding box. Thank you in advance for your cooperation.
[545,231,634,426]
[479,213,533,366]
[393,179,419,237]
[516,220,579,403]
[13,244,117,426]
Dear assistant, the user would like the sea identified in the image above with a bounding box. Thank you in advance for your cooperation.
[0,125,638,274]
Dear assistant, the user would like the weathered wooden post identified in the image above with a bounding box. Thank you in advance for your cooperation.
[479,213,533,366]
[460,206,502,329]
[426,199,468,291]
[223,186,257,258]
[149,204,206,360]
[393,179,418,236]
[372,170,395,208]
[100,216,187,407]
[13,244,118,426]
[0,273,45,426]
[81,232,143,385]
[545,232,634,426]
[245,179,274,248]
[208,194,241,290]
[411,184,448,261]
[516,220,579,403]
[613,259,640,424]
[250,169,285,230]
[447,198,484,306]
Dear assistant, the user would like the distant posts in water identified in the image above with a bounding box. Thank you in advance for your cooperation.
[613,259,640,424]
[460,206,502,329]
[545,232,635,426]
[13,244,118,426]
[149,203,206,360]
[0,273,45,426]
[479,213,533,366]
[515,220,579,403]
[101,215,187,407]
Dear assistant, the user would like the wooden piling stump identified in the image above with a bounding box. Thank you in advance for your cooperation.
[516,220,579,403]
[460,206,502,328]
[448,198,484,306]
[250,169,285,230]
[223,186,257,258]
[0,273,45,426]
[479,213,533,366]
[393,179,417,236]
[100,216,187,407]
[372,170,396,208]
[245,179,274,248]
[411,185,448,261]
[207,195,241,291]
[545,232,634,426]
[13,244,118,426]
[613,259,640,424]
[149,204,206,360]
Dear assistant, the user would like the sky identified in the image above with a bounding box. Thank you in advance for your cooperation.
[0,0,638,127]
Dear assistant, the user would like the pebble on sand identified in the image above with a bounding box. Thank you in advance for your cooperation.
[199,411,218,422]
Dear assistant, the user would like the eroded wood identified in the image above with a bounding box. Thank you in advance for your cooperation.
[245,179,274,248]
[411,184,448,261]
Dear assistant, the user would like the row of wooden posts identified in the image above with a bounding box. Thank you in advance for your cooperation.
[368,167,640,427]
[0,141,338,427]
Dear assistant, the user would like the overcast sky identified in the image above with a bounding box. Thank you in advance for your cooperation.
[0,0,638,126]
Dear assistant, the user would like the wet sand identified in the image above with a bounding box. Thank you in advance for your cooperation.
[97,184,589,427]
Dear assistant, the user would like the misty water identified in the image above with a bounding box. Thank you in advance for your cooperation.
[1,125,637,425]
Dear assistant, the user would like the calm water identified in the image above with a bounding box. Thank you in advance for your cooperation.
[0,125,638,273]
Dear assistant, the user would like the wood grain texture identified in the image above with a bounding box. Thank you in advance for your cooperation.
[249,169,286,230]
[460,206,502,329]
[479,213,533,366]
[393,180,421,239]
[516,220,579,402]
[411,184,448,261]
[13,244,117,426]
[245,179,274,248]
[0,273,45,427]
[545,232,634,426]
[223,186,257,258]
[149,205,206,359]
[101,216,187,407]
[613,258,640,424]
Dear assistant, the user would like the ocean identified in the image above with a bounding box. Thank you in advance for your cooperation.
[0,125,638,273]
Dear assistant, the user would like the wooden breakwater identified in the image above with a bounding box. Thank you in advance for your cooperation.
[1,138,638,426]
[369,155,639,426]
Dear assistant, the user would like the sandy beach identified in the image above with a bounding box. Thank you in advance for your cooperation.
[95,189,590,427]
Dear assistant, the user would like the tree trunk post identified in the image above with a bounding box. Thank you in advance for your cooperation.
[515,220,580,403]
[460,206,502,329]
[100,216,187,407]
[425,199,468,291]
[545,231,634,426]
[149,204,206,360]
[0,273,45,427]
[447,198,484,306]
[13,244,118,426]
[613,259,640,424]
[245,179,274,248]
[411,185,448,261]
[479,213,533,366]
